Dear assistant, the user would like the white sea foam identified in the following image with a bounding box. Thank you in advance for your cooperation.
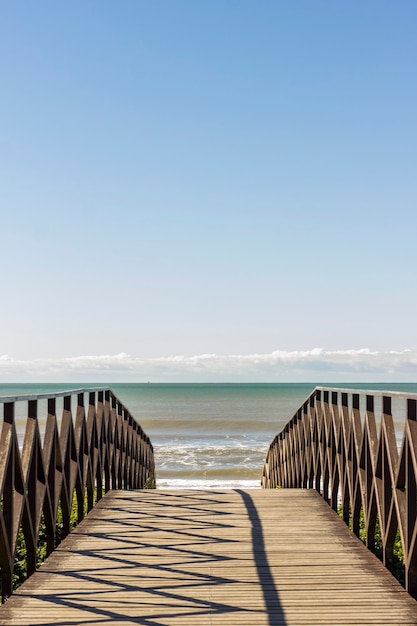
[155,478,261,490]
[4,383,416,487]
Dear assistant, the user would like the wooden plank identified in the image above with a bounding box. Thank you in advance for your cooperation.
[1,489,417,625]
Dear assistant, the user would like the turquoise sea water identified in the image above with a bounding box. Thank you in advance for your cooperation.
[1,383,417,489]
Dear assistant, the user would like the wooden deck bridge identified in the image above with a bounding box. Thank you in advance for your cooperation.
[1,387,417,624]
[1,488,417,625]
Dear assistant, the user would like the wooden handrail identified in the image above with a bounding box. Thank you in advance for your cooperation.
[0,388,155,600]
[261,386,417,598]
[0,386,110,403]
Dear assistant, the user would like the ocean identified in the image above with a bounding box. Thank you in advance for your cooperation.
[1,382,417,489]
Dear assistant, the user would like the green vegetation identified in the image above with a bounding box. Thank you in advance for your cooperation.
[144,473,156,489]
[7,475,156,596]
[12,493,81,590]
[339,506,405,586]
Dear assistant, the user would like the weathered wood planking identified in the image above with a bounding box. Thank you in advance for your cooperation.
[1,489,417,625]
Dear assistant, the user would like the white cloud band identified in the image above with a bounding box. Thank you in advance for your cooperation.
[0,349,416,382]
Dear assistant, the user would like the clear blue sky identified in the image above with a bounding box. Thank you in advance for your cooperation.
[1,1,417,381]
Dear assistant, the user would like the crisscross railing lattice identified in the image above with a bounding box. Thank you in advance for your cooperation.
[261,386,417,598]
[0,388,154,599]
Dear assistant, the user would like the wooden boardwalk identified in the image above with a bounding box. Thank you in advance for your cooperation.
[1,489,417,625]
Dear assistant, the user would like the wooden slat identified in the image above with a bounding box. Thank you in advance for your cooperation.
[1,489,417,625]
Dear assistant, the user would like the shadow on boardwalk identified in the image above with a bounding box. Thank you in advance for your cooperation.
[236,489,283,624]
[2,489,417,625]
[0,490,287,625]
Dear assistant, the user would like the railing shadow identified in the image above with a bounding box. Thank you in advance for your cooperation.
[235,489,284,625]
[0,490,287,625]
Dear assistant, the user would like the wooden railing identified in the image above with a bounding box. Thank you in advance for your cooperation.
[0,388,154,599]
[262,386,417,598]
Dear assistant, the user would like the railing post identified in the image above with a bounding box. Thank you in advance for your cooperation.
[321,390,330,502]
[1,402,15,600]
[330,391,339,512]
[365,395,376,553]
[307,397,313,489]
[110,394,118,490]
[117,401,124,490]
[311,393,322,494]
[76,393,86,524]
[406,399,417,596]
[104,390,111,493]
[341,393,350,526]
[44,397,57,556]
[86,392,96,513]
[96,391,104,502]
[61,394,72,539]
[24,400,38,577]
[304,401,308,489]
[382,396,395,570]
[352,394,363,538]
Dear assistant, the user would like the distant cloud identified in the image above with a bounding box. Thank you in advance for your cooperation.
[0,349,416,382]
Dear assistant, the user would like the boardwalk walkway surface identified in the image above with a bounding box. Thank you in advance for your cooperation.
[1,489,417,626]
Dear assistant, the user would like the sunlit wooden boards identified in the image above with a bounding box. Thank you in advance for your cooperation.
[1,489,417,625]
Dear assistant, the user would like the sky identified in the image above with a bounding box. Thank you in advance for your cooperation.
[1,1,417,382]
